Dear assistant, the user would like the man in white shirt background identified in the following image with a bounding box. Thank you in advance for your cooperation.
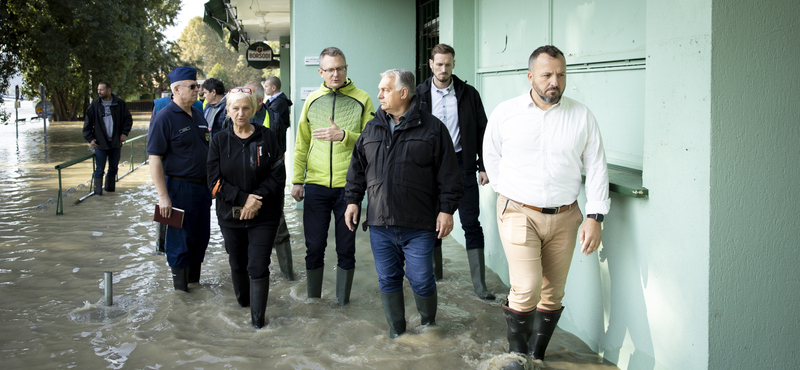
[483,45,610,368]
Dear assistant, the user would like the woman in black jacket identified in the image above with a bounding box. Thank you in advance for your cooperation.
[207,88,285,328]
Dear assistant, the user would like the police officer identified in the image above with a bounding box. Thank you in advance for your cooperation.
[147,67,213,292]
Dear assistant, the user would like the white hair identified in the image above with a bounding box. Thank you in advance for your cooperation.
[380,69,415,97]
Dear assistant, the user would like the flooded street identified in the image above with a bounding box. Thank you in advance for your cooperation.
[0,101,618,369]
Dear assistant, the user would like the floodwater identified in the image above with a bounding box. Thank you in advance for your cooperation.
[0,100,619,369]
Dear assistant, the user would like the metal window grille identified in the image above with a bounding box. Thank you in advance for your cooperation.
[416,0,439,85]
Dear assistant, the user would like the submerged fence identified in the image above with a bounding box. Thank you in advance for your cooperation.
[53,134,148,215]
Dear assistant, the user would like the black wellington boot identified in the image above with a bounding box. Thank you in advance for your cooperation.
[94,176,103,196]
[250,276,269,328]
[188,262,201,284]
[413,290,437,326]
[432,242,443,281]
[231,270,250,307]
[171,267,189,292]
[502,300,535,370]
[306,267,323,298]
[380,290,406,338]
[529,306,564,360]
[467,248,496,300]
[274,239,295,281]
[335,267,354,306]
[104,174,115,192]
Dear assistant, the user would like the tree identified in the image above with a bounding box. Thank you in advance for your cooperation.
[4,0,181,121]
[175,17,269,89]
[207,63,232,90]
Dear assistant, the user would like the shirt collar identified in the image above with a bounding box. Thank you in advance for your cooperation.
[433,80,454,96]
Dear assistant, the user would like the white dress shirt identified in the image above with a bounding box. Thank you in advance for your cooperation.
[431,80,461,152]
[483,92,610,214]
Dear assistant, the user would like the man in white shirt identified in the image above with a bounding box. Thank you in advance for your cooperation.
[483,45,610,367]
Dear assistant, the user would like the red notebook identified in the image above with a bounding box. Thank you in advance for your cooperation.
[154,205,185,228]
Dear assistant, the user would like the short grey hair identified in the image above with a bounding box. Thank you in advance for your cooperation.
[245,81,265,99]
[170,81,180,92]
[380,69,415,97]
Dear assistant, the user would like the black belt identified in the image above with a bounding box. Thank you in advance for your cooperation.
[520,200,578,214]
[168,175,206,184]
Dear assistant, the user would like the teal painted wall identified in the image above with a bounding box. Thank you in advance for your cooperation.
[708,0,800,368]
[279,35,291,102]
[286,0,416,188]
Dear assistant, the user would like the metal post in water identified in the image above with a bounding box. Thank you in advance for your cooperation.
[104,271,113,306]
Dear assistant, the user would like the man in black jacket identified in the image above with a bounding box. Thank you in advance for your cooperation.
[264,76,293,153]
[344,69,463,338]
[415,44,495,300]
[83,81,133,195]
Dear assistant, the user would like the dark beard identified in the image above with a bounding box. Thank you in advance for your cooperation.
[535,86,561,104]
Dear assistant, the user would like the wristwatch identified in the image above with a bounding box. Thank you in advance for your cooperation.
[587,214,604,223]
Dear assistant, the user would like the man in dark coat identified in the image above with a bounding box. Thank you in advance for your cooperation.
[415,43,495,300]
[344,69,463,338]
[83,81,133,195]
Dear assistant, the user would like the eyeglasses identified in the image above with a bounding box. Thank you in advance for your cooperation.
[178,84,198,90]
[320,66,347,75]
[228,88,253,94]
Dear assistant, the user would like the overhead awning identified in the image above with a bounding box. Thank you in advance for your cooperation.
[203,0,248,51]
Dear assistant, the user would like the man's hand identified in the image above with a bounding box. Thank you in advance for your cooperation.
[312,117,345,142]
[158,194,172,218]
[291,184,305,202]
[240,194,263,220]
[579,218,603,256]
[478,171,489,186]
[436,212,454,239]
[344,204,359,231]
[89,139,100,149]
[120,134,127,144]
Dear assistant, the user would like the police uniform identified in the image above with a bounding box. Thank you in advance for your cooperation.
[147,100,212,274]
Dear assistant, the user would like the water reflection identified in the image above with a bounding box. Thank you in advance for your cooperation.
[0,109,618,369]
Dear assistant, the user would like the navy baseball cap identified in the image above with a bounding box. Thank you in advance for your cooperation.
[168,67,197,83]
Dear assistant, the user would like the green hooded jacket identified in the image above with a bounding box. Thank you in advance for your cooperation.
[292,79,374,188]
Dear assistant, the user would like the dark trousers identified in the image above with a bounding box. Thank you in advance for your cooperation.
[220,223,279,280]
[164,178,212,269]
[94,144,121,178]
[434,153,484,250]
[302,184,356,270]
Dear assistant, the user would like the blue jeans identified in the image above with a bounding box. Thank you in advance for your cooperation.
[302,184,356,270]
[434,152,484,250]
[369,226,437,297]
[94,144,121,178]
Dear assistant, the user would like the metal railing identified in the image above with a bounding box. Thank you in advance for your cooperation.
[53,134,148,215]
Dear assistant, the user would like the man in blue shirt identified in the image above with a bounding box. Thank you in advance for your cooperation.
[147,67,212,292]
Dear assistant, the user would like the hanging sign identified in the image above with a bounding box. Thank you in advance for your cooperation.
[246,42,274,69]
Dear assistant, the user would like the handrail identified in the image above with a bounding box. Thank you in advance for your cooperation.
[53,134,149,215]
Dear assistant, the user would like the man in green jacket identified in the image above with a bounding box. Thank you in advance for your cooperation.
[292,47,374,305]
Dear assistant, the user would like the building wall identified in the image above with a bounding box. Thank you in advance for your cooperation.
[286,0,416,187]
[708,0,800,368]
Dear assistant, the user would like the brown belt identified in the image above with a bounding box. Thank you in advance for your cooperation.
[520,200,578,214]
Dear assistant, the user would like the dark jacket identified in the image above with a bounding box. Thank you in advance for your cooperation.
[207,124,286,228]
[83,94,133,150]
[266,93,293,154]
[415,74,488,172]
[345,97,463,232]
[203,97,227,138]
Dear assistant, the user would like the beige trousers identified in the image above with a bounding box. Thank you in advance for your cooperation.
[496,194,583,312]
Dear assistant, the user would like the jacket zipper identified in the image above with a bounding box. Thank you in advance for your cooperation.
[330,89,337,188]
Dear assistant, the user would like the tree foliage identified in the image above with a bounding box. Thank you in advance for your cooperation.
[207,63,232,90]
[3,0,181,121]
[175,17,279,89]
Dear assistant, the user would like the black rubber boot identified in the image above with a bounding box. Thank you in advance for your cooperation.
[529,306,564,360]
[380,291,406,338]
[171,268,188,292]
[188,262,201,284]
[413,290,437,326]
[231,270,250,307]
[93,176,103,196]
[467,248,496,300]
[306,267,323,298]
[274,239,295,281]
[250,277,269,329]
[156,223,166,254]
[104,175,115,192]
[502,300,535,369]
[432,242,443,280]
[335,267,354,306]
